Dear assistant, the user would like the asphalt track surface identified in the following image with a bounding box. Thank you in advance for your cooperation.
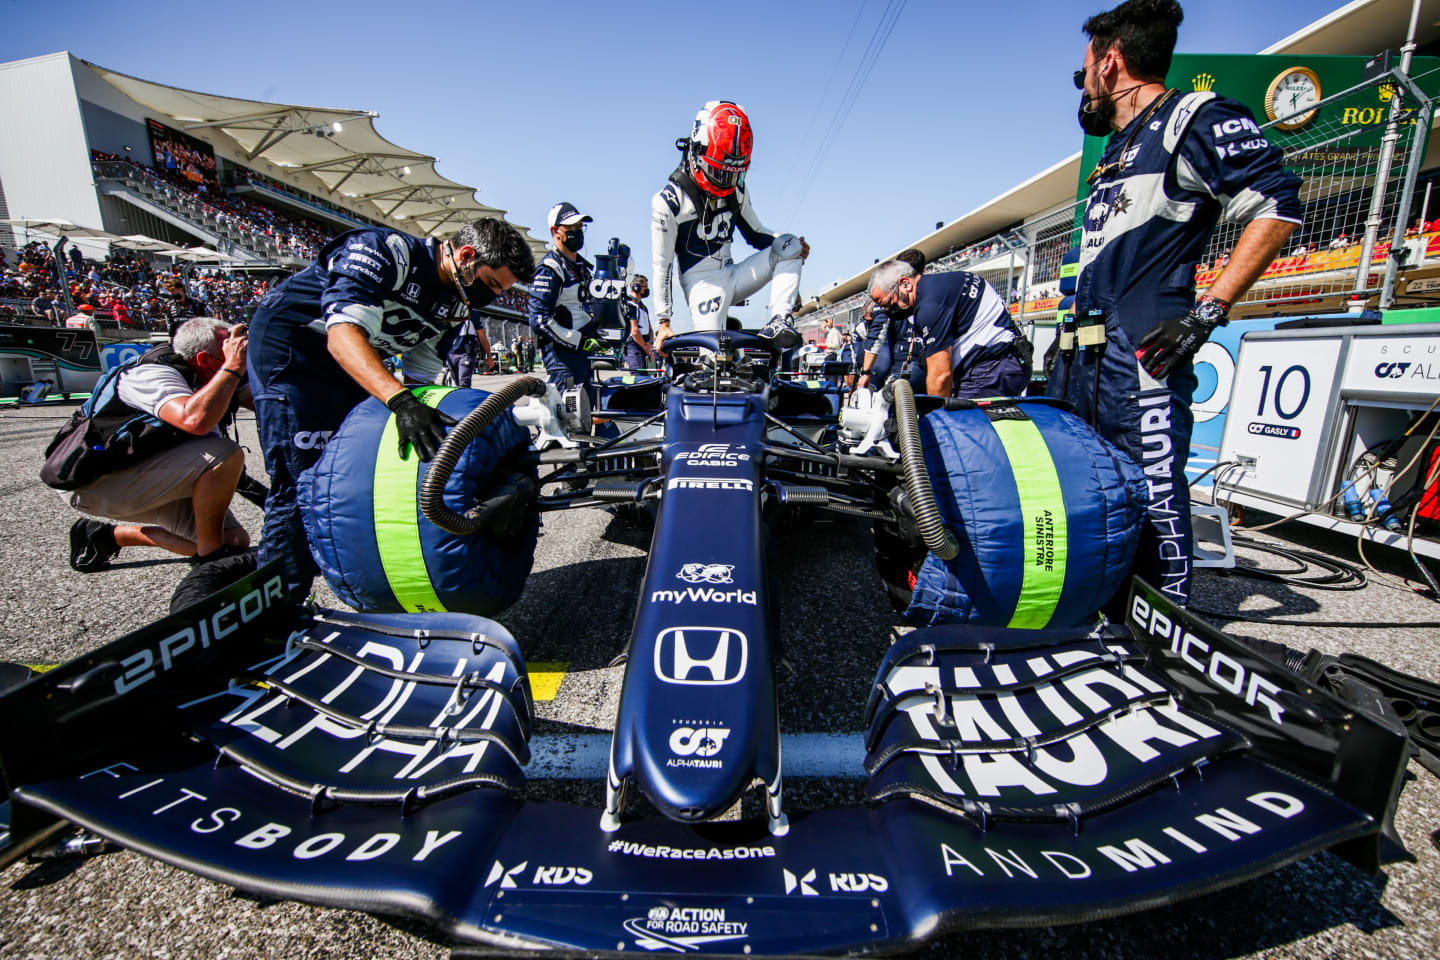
[1,372,1438,960]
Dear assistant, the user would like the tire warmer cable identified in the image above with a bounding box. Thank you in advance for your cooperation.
[419,376,548,535]
[886,378,960,560]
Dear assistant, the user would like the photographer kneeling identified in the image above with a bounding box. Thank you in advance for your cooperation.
[60,318,252,571]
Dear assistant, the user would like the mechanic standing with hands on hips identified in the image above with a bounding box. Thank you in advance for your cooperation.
[247,218,534,588]
[1052,0,1301,609]
[528,202,598,389]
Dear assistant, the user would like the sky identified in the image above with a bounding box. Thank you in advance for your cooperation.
[2,0,1328,328]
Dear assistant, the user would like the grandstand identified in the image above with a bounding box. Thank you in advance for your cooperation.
[0,52,544,283]
[798,0,1440,338]
[0,52,547,347]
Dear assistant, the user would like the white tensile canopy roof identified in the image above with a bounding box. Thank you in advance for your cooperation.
[84,60,543,255]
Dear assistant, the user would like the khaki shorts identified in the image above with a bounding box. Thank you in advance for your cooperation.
[68,435,244,543]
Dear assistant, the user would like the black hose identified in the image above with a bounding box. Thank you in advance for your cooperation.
[1226,534,1368,590]
[419,377,547,534]
[886,378,959,561]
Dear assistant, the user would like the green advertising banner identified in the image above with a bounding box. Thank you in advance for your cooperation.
[1076,53,1440,203]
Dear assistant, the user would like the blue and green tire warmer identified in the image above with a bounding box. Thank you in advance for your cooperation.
[298,386,538,615]
[906,400,1149,629]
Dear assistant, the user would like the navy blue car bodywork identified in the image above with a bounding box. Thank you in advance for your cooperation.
[0,331,1414,954]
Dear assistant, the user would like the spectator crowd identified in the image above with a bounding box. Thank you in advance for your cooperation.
[0,239,271,331]
[92,150,334,261]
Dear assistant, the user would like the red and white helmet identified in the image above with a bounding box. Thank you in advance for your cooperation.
[687,100,753,198]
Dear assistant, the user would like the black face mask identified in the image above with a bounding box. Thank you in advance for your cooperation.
[886,287,917,321]
[562,229,584,253]
[1077,90,1116,137]
[464,280,497,309]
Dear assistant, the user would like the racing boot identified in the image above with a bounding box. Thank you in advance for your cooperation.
[758,314,799,349]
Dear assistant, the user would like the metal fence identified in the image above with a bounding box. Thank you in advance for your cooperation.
[803,68,1436,338]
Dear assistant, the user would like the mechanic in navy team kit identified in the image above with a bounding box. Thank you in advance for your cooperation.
[1054,0,1301,607]
[621,274,655,371]
[651,100,810,352]
[867,262,1030,399]
[528,202,599,389]
[855,302,892,391]
[247,218,534,585]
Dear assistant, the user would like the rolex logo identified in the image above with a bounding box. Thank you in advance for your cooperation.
[1192,73,1216,92]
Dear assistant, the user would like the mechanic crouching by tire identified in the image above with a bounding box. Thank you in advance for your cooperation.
[867,261,1030,399]
[1055,0,1300,609]
[529,202,597,390]
[247,218,535,589]
[63,318,252,571]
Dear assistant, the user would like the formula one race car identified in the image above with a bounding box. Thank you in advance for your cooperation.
[0,330,1417,955]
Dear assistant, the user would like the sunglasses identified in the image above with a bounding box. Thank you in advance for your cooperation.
[1073,67,1086,90]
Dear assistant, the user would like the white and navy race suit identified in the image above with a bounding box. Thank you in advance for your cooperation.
[1047,90,1302,606]
[248,227,470,584]
[910,270,1027,398]
[651,167,802,328]
[527,245,595,388]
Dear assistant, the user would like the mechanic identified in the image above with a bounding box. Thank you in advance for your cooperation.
[621,274,655,371]
[651,100,810,353]
[868,261,1029,399]
[1054,0,1301,607]
[65,318,251,572]
[856,302,893,390]
[528,202,597,389]
[247,217,533,586]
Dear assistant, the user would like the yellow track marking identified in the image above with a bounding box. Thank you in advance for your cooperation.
[527,662,569,701]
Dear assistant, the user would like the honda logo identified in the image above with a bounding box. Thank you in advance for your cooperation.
[654,627,748,685]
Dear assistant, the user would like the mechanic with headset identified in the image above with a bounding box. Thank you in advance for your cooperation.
[247,217,533,587]
[1054,0,1301,608]
[528,202,598,389]
[868,262,1030,399]
[651,100,810,353]
[621,273,655,371]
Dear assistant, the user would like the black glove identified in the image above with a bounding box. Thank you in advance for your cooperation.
[386,391,457,462]
[1135,299,1227,379]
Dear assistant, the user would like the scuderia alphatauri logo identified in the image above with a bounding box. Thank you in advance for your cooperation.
[624,905,750,952]
[674,442,751,467]
[668,721,730,768]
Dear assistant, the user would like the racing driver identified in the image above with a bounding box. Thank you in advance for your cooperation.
[1052,0,1301,608]
[651,100,809,352]
[247,217,534,587]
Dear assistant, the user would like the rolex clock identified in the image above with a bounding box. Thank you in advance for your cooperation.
[1265,66,1321,130]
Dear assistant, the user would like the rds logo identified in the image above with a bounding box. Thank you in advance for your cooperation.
[1375,362,1411,378]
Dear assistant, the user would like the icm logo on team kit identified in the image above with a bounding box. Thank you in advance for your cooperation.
[654,627,748,685]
